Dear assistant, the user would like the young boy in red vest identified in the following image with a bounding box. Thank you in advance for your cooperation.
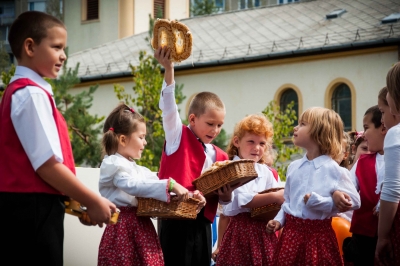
[0,11,116,265]
[155,47,237,266]
[343,105,386,266]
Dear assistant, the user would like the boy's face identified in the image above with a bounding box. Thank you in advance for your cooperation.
[189,108,225,144]
[363,113,386,153]
[378,97,397,130]
[30,26,67,78]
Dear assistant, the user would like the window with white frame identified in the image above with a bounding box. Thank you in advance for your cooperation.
[331,83,352,131]
[278,0,299,4]
[28,0,46,12]
[239,0,261,9]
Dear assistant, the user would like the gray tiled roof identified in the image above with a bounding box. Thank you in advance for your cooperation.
[67,0,400,79]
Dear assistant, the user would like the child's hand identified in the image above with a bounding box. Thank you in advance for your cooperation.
[303,193,311,204]
[214,183,242,202]
[86,197,117,228]
[79,212,97,226]
[332,191,352,212]
[191,190,206,213]
[373,205,379,217]
[154,46,173,70]
[266,220,281,234]
[274,189,285,205]
[211,247,219,262]
[171,182,189,202]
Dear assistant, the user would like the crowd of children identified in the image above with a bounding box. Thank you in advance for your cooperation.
[1,10,400,266]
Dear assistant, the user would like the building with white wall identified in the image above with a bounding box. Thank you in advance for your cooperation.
[64,0,190,54]
[67,0,400,135]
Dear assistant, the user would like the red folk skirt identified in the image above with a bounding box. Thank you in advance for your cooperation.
[273,213,343,266]
[98,206,164,266]
[217,212,278,266]
[390,205,400,264]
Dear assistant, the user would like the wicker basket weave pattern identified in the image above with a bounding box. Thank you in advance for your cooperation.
[192,159,258,196]
[136,197,199,219]
[250,187,284,221]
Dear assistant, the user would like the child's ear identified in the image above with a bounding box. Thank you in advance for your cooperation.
[118,135,127,147]
[188,113,196,126]
[23,38,35,57]
[351,144,356,155]
[233,136,240,148]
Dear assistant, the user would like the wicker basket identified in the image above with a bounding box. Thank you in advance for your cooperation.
[136,197,200,219]
[250,187,284,221]
[192,159,258,196]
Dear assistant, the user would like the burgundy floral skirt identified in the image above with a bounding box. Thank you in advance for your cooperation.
[217,212,278,266]
[273,213,343,266]
[98,206,164,266]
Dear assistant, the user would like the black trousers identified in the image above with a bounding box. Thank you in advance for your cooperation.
[0,192,65,266]
[343,233,377,266]
[160,209,212,266]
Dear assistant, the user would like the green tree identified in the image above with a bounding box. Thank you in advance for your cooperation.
[190,0,218,16]
[45,0,63,21]
[47,61,104,167]
[0,64,15,97]
[0,40,10,73]
[263,101,302,180]
[114,51,186,171]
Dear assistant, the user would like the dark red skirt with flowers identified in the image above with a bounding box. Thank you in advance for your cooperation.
[273,213,343,266]
[217,212,278,266]
[98,206,164,266]
[390,205,400,264]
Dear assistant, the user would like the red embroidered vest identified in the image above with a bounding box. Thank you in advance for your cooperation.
[158,125,228,222]
[0,78,75,194]
[350,153,379,237]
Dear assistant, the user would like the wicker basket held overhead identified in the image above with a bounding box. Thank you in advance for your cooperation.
[192,159,258,196]
[136,197,199,220]
[250,187,285,221]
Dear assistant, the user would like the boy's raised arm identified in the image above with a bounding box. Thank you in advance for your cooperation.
[155,47,183,155]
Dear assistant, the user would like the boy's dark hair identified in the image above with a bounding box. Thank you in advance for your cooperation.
[387,62,400,113]
[188,91,225,117]
[8,11,65,59]
[378,87,388,106]
[102,103,145,156]
[364,105,382,128]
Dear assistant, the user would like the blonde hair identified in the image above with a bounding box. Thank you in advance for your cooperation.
[340,131,351,168]
[386,62,400,113]
[188,91,225,117]
[226,114,273,164]
[299,107,343,161]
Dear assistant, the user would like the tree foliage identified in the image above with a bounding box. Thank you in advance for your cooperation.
[0,39,11,74]
[190,0,218,16]
[47,61,104,167]
[263,101,302,180]
[45,0,63,21]
[114,51,186,171]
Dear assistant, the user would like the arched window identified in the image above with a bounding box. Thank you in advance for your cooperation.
[280,88,299,126]
[331,83,352,131]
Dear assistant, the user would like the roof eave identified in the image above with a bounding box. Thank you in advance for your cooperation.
[79,38,400,83]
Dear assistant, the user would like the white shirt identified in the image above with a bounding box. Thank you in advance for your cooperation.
[222,156,280,216]
[10,66,63,171]
[382,124,400,203]
[275,155,360,226]
[159,80,216,172]
[350,153,384,211]
[99,153,169,207]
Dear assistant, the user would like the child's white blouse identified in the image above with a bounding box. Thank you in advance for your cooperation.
[382,123,400,203]
[275,155,360,226]
[99,153,169,207]
[222,156,280,216]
